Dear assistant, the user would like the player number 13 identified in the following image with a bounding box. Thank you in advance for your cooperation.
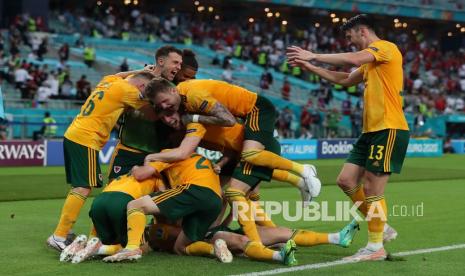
[369,145,385,160]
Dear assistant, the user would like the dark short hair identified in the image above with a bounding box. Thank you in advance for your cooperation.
[340,14,375,32]
[182,49,198,71]
[145,77,176,100]
[155,45,183,61]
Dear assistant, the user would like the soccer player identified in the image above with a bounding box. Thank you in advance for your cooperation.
[108,46,185,180]
[144,79,321,244]
[59,172,166,263]
[145,79,319,195]
[145,108,321,244]
[286,14,409,261]
[173,49,198,84]
[46,68,156,251]
[150,45,183,81]
[101,154,232,262]
[103,154,297,265]
[143,215,359,264]
[153,109,313,202]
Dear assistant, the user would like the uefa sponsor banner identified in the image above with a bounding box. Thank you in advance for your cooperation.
[45,140,118,166]
[451,140,465,154]
[406,139,443,157]
[0,141,45,166]
[317,139,356,159]
[279,139,318,160]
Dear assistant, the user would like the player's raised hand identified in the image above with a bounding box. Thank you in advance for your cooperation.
[288,58,315,72]
[286,46,316,62]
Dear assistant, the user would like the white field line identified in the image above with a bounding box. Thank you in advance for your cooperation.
[231,243,465,276]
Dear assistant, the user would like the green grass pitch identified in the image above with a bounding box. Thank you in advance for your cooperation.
[1,154,465,275]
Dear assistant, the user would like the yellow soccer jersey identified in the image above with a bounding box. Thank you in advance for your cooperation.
[176,80,258,117]
[149,154,221,198]
[65,75,148,150]
[103,174,164,199]
[185,122,244,153]
[360,40,409,133]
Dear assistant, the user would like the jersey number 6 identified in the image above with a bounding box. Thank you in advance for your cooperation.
[82,91,105,116]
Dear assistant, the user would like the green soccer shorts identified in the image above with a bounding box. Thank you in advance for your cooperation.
[151,184,222,242]
[346,129,410,174]
[64,137,103,188]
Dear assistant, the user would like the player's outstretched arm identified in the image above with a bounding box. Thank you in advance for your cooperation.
[292,59,363,87]
[183,103,236,127]
[287,46,375,67]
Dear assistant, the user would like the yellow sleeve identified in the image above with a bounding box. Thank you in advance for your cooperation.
[186,90,217,113]
[102,78,145,109]
[149,161,172,172]
[185,123,207,138]
[364,41,392,63]
[358,64,366,75]
[123,86,146,109]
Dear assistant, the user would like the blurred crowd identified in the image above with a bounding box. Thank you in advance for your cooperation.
[0,14,93,106]
[2,8,465,139]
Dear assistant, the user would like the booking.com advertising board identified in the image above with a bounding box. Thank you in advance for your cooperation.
[0,138,444,167]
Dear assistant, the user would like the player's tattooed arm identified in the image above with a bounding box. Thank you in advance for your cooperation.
[182,103,236,127]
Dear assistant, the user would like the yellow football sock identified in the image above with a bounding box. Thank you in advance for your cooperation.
[272,170,304,189]
[98,244,123,255]
[225,188,261,242]
[366,196,387,244]
[249,200,276,227]
[185,241,214,256]
[241,149,304,175]
[292,230,329,246]
[126,208,146,250]
[244,241,275,261]
[54,191,87,238]
[343,183,368,216]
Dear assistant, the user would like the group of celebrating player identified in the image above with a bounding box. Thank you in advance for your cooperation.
[46,14,409,265]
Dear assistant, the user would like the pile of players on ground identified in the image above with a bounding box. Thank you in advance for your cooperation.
[47,44,367,266]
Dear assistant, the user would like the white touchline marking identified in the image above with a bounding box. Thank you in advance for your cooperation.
[231,243,465,276]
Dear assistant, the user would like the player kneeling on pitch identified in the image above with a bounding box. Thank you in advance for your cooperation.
[102,153,231,263]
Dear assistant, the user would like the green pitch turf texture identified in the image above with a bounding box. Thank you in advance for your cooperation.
[1,154,464,275]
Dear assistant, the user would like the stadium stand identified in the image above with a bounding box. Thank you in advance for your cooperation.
[1,1,464,139]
